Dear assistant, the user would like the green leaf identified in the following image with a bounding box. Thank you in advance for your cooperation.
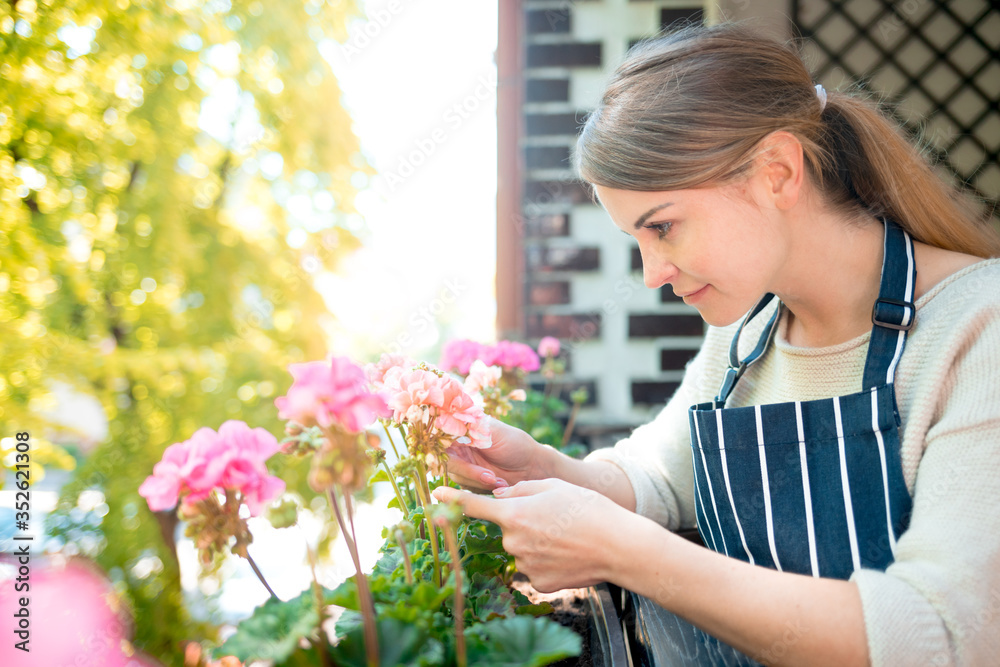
[219,588,327,663]
[462,519,505,556]
[368,468,390,485]
[274,646,332,667]
[372,545,404,579]
[468,572,517,622]
[515,602,556,617]
[331,617,444,667]
[466,616,583,667]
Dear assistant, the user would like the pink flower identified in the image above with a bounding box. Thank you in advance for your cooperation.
[463,359,502,395]
[386,368,490,448]
[365,353,416,390]
[486,340,541,373]
[440,339,488,374]
[437,379,485,440]
[139,420,285,515]
[537,336,560,358]
[275,356,390,433]
[386,368,446,425]
[442,338,541,374]
[137,441,189,512]
[0,559,163,667]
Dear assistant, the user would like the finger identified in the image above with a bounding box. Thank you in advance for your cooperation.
[446,456,503,491]
[432,486,505,523]
[492,479,557,498]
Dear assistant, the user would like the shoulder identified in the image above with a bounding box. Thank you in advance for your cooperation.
[913,257,1000,321]
[895,259,1000,491]
[905,258,1000,365]
[912,243,997,302]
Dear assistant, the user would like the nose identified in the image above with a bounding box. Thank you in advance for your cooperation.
[639,246,677,289]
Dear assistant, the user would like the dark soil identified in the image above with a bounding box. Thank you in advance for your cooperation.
[510,573,593,667]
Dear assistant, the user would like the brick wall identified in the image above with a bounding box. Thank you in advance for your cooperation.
[504,0,710,446]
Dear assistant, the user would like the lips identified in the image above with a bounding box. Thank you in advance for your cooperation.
[675,285,708,298]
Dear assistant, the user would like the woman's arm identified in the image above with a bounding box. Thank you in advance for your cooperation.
[434,479,869,667]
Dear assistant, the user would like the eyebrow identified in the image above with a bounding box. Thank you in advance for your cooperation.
[634,202,674,229]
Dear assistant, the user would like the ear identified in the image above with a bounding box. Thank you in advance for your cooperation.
[749,131,805,211]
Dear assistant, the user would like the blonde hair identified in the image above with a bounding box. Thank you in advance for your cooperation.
[574,23,1000,258]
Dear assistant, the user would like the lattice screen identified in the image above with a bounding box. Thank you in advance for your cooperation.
[794,0,1000,218]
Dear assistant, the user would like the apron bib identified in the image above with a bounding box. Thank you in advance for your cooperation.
[625,220,916,666]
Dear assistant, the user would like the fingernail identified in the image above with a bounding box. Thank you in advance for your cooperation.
[495,477,509,488]
[492,486,508,496]
[479,471,496,485]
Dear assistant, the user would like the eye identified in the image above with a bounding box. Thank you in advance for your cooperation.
[644,222,673,240]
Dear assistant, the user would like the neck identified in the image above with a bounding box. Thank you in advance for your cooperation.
[774,210,884,348]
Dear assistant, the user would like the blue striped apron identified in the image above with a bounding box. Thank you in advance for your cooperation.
[626,220,916,666]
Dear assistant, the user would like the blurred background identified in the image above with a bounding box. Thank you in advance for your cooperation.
[1,0,997,664]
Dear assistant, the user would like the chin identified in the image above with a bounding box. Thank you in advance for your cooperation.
[697,308,744,329]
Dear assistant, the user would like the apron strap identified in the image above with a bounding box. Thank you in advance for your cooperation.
[715,292,782,404]
[863,219,917,390]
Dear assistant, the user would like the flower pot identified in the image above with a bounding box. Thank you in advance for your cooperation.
[586,583,630,667]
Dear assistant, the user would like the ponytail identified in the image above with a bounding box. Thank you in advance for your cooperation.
[812,92,1000,256]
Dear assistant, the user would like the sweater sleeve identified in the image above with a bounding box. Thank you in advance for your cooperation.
[584,325,733,529]
[851,292,1000,666]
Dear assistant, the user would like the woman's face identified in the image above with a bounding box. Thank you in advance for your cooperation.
[594,182,789,327]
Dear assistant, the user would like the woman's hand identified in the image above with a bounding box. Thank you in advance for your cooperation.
[433,478,629,592]
[445,418,552,491]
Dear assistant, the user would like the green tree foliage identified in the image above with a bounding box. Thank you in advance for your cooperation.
[1,0,368,662]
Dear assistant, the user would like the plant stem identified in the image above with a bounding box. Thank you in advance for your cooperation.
[381,421,402,461]
[411,460,442,588]
[561,398,582,449]
[328,487,378,667]
[442,523,467,667]
[397,425,410,455]
[306,544,331,667]
[394,528,414,585]
[381,459,409,520]
[244,551,278,600]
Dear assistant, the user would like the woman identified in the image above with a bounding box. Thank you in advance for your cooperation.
[433,23,1000,666]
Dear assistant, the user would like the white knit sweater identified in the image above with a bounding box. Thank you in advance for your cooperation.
[587,258,1000,666]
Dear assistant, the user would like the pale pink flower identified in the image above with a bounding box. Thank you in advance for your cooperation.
[440,339,488,374]
[463,359,503,395]
[275,356,390,433]
[508,389,527,402]
[387,368,490,448]
[386,368,445,425]
[537,336,561,358]
[139,420,285,515]
[365,353,416,390]
[437,378,483,437]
